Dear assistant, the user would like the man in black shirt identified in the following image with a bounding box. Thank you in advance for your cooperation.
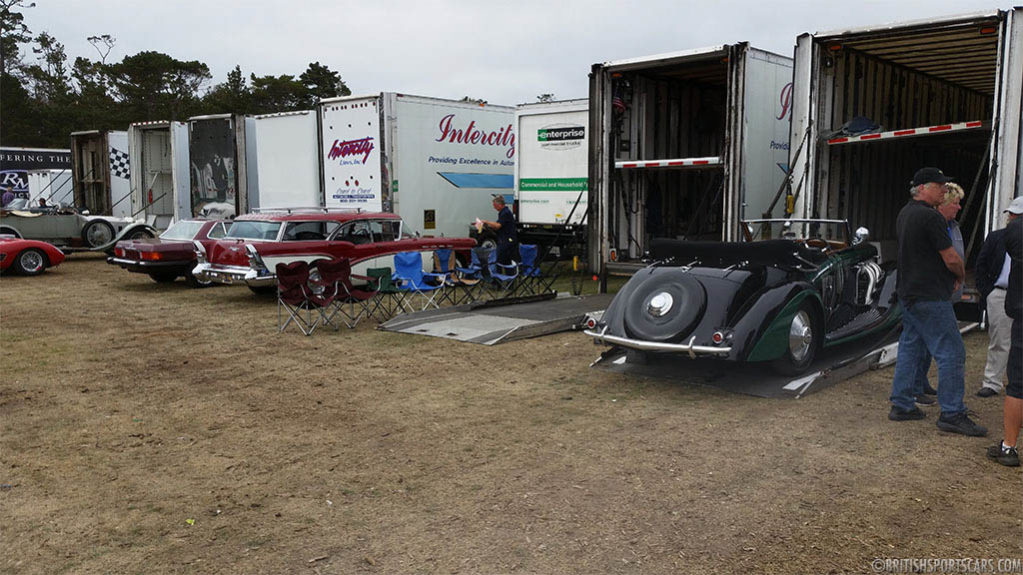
[480,194,519,266]
[889,167,986,436]
[988,214,1023,466]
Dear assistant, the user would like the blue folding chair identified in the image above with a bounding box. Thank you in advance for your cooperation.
[392,251,447,311]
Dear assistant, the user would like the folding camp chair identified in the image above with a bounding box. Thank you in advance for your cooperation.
[431,248,460,306]
[366,267,413,320]
[311,257,379,328]
[517,243,556,296]
[276,261,318,335]
[392,252,447,311]
[485,258,519,299]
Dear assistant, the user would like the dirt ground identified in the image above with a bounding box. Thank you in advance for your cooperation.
[1,254,1020,574]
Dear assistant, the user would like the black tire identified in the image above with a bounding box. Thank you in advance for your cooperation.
[771,303,820,376]
[14,248,47,275]
[479,237,497,252]
[81,220,114,248]
[126,228,155,240]
[623,269,706,342]
[149,272,178,284]
[0,226,22,238]
[248,285,276,296]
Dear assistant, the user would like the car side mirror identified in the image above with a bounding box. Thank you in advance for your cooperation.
[853,227,870,245]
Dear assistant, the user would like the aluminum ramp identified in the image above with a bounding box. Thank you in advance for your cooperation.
[380,294,615,345]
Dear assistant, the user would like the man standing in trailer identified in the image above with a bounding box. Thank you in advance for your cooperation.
[888,168,985,437]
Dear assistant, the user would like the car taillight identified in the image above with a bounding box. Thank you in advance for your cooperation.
[712,331,724,344]
[585,318,597,329]
[114,247,124,257]
[140,251,162,261]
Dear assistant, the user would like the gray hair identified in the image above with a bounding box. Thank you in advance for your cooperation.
[909,185,921,198]
[942,182,964,205]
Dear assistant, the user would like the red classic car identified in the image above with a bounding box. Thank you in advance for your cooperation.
[193,209,476,293]
[107,219,230,287]
[0,236,66,275]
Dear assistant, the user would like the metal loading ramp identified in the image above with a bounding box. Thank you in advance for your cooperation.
[379,294,615,345]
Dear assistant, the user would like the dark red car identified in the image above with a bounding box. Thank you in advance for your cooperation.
[193,209,476,293]
[108,219,230,287]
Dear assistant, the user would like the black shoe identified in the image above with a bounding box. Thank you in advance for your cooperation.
[936,412,988,437]
[922,382,937,396]
[987,443,1021,467]
[889,405,926,421]
[976,387,999,398]
[915,394,936,406]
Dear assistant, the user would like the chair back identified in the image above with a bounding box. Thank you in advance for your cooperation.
[394,251,426,284]
[276,261,311,304]
[367,267,397,292]
[519,244,540,276]
[315,256,352,289]
[433,248,455,273]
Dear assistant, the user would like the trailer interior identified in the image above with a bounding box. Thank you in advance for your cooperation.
[608,52,729,265]
[71,132,112,215]
[808,15,1004,265]
[136,127,176,227]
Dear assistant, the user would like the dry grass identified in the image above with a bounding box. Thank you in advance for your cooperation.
[1,254,1019,574]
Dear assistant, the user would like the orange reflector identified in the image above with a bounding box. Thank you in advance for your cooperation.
[828,44,842,52]
[141,251,162,261]
[979,27,997,35]
[592,275,598,281]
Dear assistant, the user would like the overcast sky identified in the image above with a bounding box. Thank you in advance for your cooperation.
[22,1,1013,106]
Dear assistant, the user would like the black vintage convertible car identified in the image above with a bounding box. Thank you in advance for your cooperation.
[584,219,902,375]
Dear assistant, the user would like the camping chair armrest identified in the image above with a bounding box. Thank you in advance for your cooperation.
[494,262,518,276]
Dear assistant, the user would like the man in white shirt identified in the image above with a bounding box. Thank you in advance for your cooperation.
[975,197,1023,397]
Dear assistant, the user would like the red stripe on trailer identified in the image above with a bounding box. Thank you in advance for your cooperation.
[622,163,638,168]
[928,125,952,132]
[693,160,709,165]
[966,121,983,128]
[667,161,686,166]
[893,130,915,136]
[860,134,881,140]
[828,137,849,144]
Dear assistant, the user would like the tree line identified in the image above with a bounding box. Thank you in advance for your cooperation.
[0,0,351,149]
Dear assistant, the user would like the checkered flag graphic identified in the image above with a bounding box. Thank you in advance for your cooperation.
[109,148,130,180]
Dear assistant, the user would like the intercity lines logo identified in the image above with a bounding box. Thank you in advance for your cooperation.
[537,124,585,150]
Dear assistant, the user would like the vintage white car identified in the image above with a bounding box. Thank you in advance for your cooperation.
[0,208,155,251]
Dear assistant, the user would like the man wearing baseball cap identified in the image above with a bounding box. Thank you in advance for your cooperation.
[974,196,1023,400]
[888,167,986,436]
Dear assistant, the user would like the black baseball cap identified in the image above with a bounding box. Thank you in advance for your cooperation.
[911,167,953,187]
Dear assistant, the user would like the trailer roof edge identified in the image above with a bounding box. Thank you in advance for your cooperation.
[809,9,1003,40]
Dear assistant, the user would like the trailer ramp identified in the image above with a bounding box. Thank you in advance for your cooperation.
[592,322,978,399]
[380,294,614,345]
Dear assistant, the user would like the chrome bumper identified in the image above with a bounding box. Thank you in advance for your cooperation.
[584,328,731,359]
[107,256,181,269]
[192,262,275,286]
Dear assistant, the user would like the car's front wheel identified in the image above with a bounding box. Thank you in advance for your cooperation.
[771,303,820,376]
[82,220,114,248]
[15,248,47,275]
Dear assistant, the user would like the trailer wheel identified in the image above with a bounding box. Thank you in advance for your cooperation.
[81,220,114,248]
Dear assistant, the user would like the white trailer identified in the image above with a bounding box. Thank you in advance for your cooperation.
[244,110,322,211]
[515,99,589,252]
[188,114,248,219]
[588,43,794,279]
[318,93,515,238]
[788,8,1023,263]
[127,121,190,229]
[27,169,72,206]
[70,130,132,218]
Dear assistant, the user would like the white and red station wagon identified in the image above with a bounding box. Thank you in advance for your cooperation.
[193,209,475,292]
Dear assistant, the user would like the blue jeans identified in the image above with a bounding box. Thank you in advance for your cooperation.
[890,299,965,414]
